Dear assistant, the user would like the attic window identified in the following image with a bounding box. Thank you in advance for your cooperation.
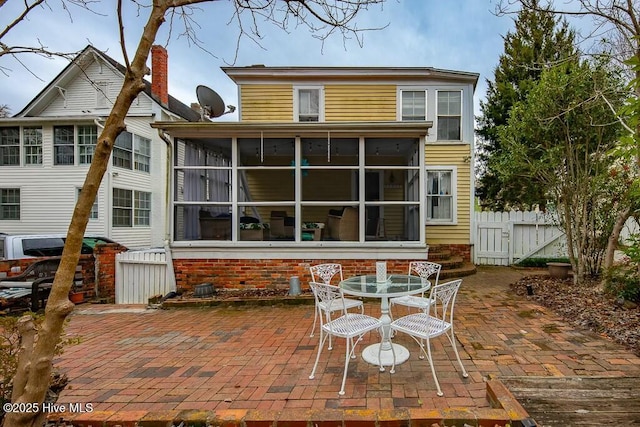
[96,82,108,108]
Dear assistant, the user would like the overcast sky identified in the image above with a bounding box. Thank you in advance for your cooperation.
[0,1,518,118]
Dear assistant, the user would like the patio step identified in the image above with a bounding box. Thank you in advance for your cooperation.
[427,245,477,279]
[438,255,464,270]
[427,247,452,261]
[439,261,477,279]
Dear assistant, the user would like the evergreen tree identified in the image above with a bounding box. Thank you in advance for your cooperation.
[476,0,576,210]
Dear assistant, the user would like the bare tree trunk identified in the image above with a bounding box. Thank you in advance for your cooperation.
[4,4,168,426]
[2,1,385,425]
[604,207,631,270]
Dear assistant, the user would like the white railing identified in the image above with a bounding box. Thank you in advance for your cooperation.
[115,249,174,304]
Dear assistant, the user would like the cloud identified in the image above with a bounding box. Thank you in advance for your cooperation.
[0,0,515,117]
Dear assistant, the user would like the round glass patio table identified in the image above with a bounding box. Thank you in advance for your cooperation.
[340,274,430,366]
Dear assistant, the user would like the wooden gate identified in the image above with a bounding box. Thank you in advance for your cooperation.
[115,249,174,304]
[474,211,566,265]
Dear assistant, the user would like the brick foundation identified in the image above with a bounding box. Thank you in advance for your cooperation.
[172,243,472,292]
[173,258,431,292]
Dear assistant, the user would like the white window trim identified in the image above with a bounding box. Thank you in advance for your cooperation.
[293,86,324,122]
[53,125,76,166]
[134,190,151,226]
[112,188,151,228]
[0,127,21,167]
[78,124,98,165]
[113,131,151,174]
[23,127,43,166]
[435,89,463,142]
[396,87,428,121]
[425,165,457,225]
[0,187,21,221]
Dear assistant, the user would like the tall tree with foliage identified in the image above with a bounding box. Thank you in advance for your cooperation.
[497,57,626,283]
[477,0,577,210]
[496,0,640,271]
[0,1,386,427]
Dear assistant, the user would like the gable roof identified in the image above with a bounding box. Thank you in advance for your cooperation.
[14,45,200,122]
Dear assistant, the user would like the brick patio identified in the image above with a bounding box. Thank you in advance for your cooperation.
[50,266,640,426]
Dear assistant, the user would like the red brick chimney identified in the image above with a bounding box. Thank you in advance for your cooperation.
[151,45,169,107]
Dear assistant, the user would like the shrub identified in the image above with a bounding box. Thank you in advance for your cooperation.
[603,234,640,303]
[516,257,570,268]
[603,264,640,302]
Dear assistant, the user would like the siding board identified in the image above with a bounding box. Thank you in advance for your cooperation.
[325,85,396,121]
[0,56,169,249]
[425,144,471,245]
[240,85,293,121]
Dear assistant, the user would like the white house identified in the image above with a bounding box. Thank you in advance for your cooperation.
[0,45,200,249]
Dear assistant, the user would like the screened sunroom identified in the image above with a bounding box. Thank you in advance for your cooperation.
[154,121,433,247]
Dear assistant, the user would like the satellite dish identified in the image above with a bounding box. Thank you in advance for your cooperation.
[196,85,226,119]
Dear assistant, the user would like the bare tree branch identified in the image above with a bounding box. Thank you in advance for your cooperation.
[4,2,388,425]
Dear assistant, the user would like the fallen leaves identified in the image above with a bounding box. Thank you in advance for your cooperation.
[510,275,640,357]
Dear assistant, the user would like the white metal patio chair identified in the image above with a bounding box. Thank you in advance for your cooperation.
[308,281,387,395]
[389,278,468,396]
[309,263,364,344]
[389,261,441,317]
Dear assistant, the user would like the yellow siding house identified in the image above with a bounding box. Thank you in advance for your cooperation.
[153,66,478,268]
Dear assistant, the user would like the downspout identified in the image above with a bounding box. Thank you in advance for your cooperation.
[157,128,177,292]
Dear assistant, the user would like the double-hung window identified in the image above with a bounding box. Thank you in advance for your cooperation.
[113,188,151,227]
[0,188,20,220]
[437,91,462,141]
[113,131,151,172]
[426,167,456,223]
[23,127,43,165]
[295,87,322,122]
[0,127,20,166]
[53,126,75,165]
[113,188,132,227]
[134,191,151,225]
[78,125,98,165]
[113,131,133,169]
[133,135,151,172]
[400,90,426,121]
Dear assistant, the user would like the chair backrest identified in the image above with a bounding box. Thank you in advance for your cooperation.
[408,261,441,285]
[427,279,462,324]
[310,263,343,284]
[309,281,347,317]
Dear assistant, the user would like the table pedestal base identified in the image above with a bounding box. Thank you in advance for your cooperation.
[361,343,410,366]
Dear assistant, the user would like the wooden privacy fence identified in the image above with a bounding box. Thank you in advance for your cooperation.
[115,249,175,304]
[474,211,567,266]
